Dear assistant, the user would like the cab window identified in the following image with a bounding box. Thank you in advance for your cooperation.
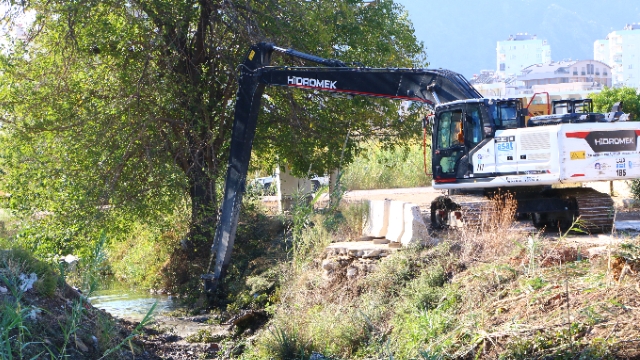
[465,105,483,146]
[554,102,570,114]
[491,101,519,129]
[437,110,463,149]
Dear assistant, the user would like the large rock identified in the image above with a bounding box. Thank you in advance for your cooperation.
[362,199,390,237]
[385,201,406,242]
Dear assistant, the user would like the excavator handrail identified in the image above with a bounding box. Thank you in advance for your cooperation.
[526,92,551,116]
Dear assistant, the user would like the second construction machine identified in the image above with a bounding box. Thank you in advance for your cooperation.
[203,43,636,292]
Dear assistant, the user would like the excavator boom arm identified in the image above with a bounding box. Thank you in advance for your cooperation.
[203,43,481,293]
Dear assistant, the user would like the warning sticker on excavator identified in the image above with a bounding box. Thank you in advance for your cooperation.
[570,151,586,160]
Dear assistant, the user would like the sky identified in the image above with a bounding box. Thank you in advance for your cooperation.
[393,0,640,78]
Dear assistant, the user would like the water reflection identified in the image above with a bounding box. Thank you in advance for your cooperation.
[89,288,179,321]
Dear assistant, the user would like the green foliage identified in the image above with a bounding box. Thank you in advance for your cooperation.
[264,327,310,360]
[332,201,369,240]
[0,272,34,360]
[219,204,288,310]
[590,86,640,118]
[106,222,182,289]
[392,267,459,358]
[0,0,426,261]
[500,325,614,360]
[0,297,34,360]
[630,180,640,202]
[0,247,61,359]
[289,190,333,265]
[342,140,431,190]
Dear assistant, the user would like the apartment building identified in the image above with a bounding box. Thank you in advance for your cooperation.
[497,33,551,78]
[594,24,640,88]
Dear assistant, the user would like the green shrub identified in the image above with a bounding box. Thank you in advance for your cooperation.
[342,141,431,190]
[0,247,59,297]
[107,222,181,289]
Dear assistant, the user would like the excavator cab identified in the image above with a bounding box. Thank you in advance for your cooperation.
[432,99,522,183]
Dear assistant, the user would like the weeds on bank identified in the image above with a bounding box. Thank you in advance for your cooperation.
[0,236,159,359]
[0,260,37,360]
[457,191,520,261]
[246,189,640,359]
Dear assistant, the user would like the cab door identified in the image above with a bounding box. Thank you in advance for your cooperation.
[464,104,495,177]
[432,108,465,180]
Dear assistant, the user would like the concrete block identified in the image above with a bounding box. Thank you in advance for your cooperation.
[385,201,405,242]
[363,200,390,237]
[400,203,431,246]
[276,165,313,212]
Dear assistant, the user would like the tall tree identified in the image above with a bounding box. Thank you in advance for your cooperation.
[0,0,425,255]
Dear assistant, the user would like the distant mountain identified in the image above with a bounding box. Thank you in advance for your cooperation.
[394,0,640,77]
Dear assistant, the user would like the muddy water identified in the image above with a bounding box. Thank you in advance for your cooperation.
[89,289,180,322]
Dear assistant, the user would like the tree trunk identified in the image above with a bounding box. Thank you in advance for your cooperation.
[186,153,218,256]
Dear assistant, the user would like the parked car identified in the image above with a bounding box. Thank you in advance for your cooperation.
[248,174,329,194]
[310,175,329,192]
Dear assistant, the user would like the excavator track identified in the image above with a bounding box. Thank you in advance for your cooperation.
[451,194,490,227]
[430,187,615,233]
[555,187,615,234]
[430,193,491,229]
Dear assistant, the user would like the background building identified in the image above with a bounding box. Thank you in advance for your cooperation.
[497,33,551,78]
[517,60,611,92]
[594,39,609,64]
[472,60,611,101]
[594,24,640,88]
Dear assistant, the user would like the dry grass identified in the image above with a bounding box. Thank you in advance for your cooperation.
[245,200,640,359]
[457,191,523,262]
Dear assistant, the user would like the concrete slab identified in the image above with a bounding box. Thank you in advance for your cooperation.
[385,201,406,242]
[564,234,624,247]
[614,220,640,232]
[325,241,399,258]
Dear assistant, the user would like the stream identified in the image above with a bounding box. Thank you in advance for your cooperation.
[88,286,229,347]
[89,288,180,322]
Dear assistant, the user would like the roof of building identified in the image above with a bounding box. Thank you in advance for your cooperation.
[518,60,611,81]
[505,33,538,41]
[470,71,497,85]
[624,23,640,31]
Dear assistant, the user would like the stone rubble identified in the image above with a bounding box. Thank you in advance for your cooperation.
[18,272,38,292]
